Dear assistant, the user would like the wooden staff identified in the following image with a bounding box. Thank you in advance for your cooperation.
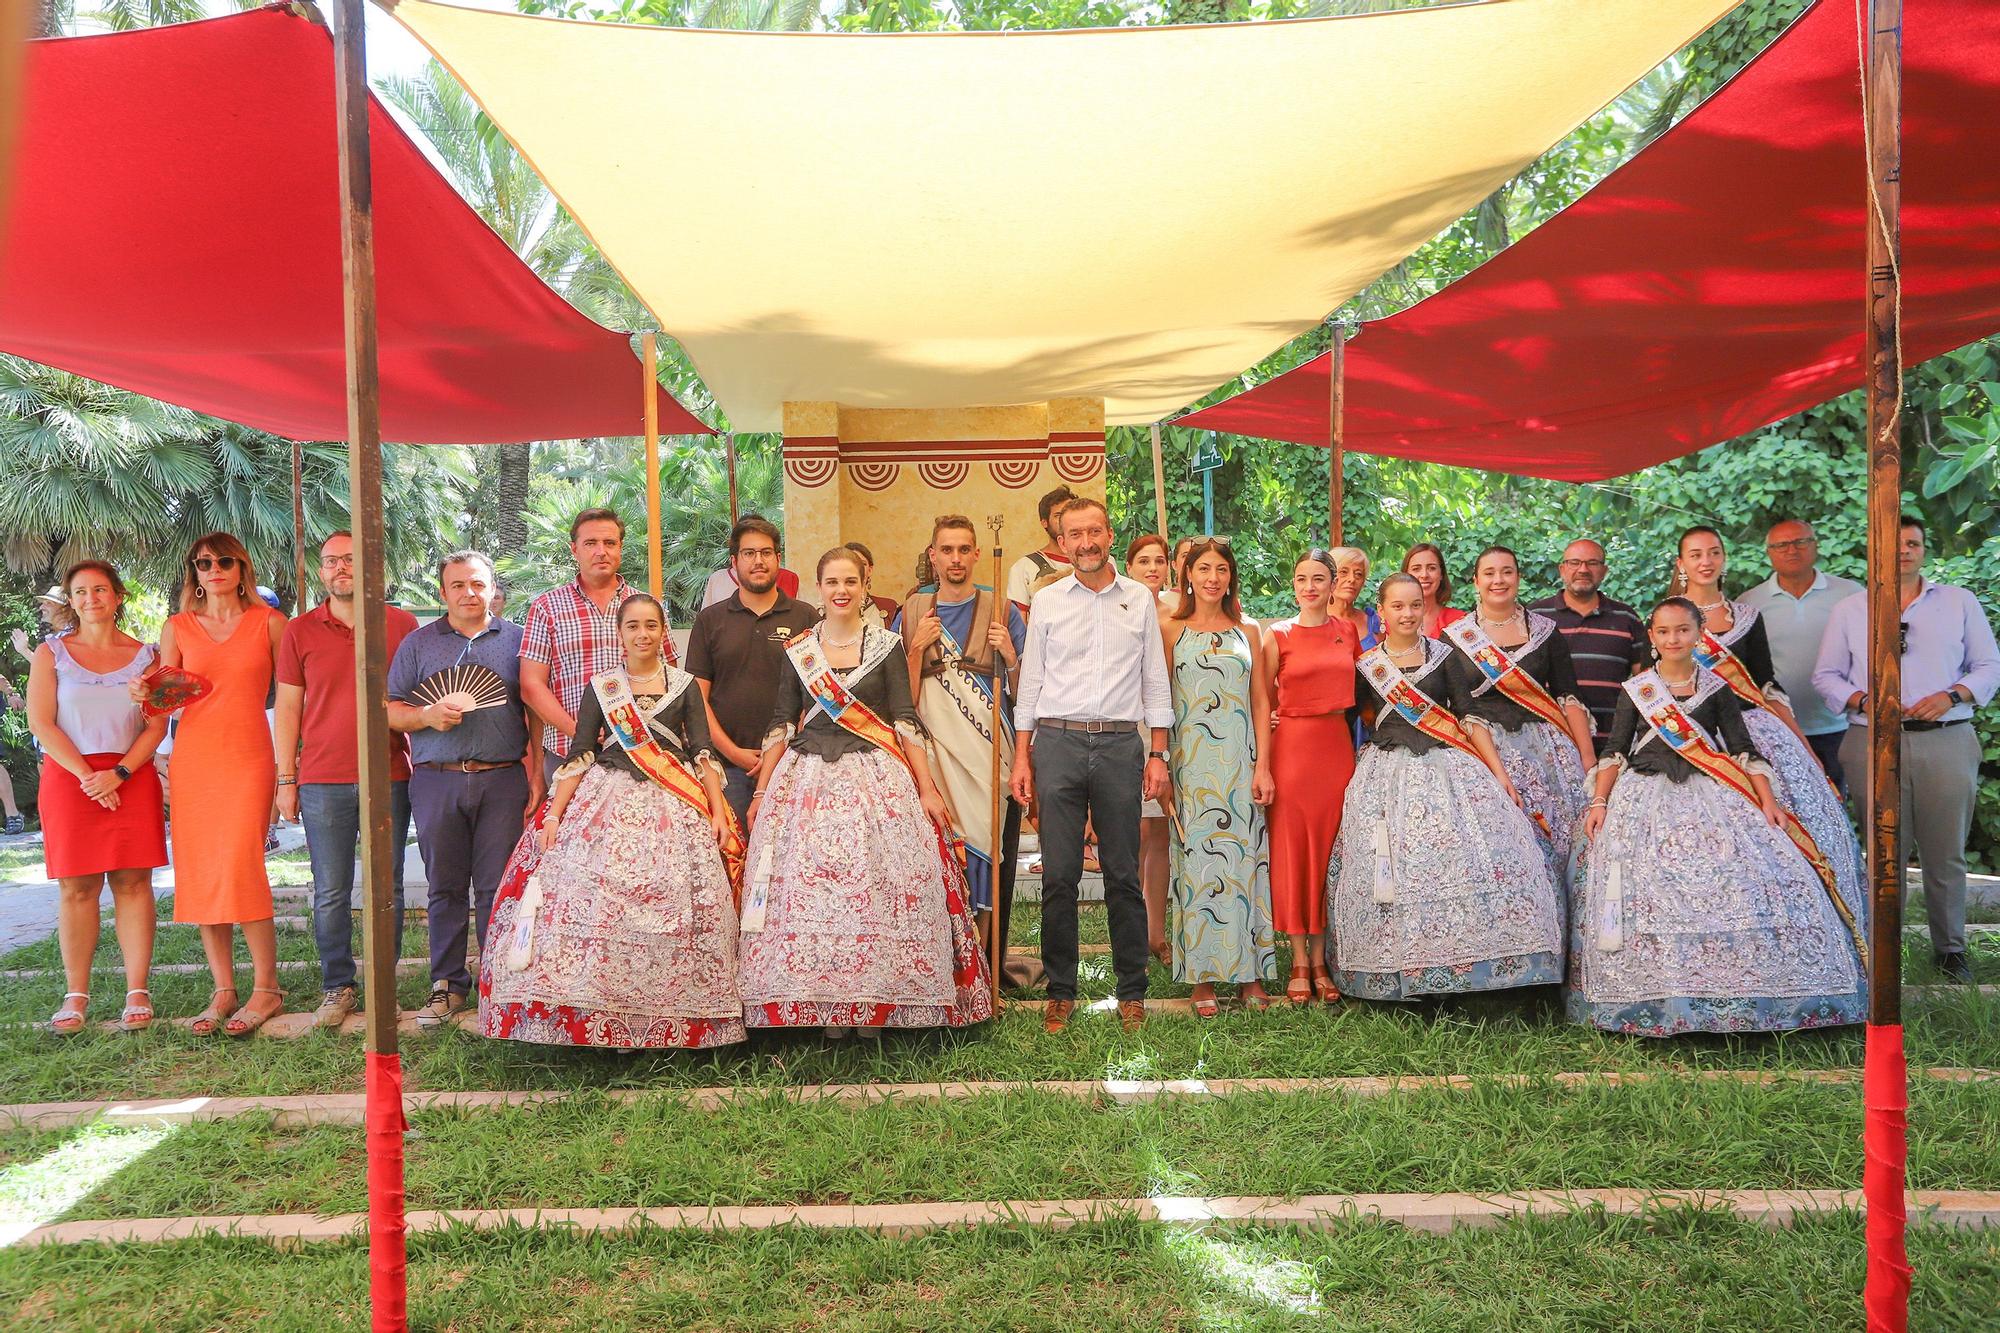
[986,512,1006,1006]
[725,432,740,525]
[1149,423,1169,542]
[642,332,662,602]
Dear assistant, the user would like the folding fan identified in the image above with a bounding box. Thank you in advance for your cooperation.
[407,663,510,713]
[139,665,213,718]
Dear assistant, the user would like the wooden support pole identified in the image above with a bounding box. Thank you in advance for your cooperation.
[1860,4,1909,1330]
[987,514,1005,1008]
[331,0,406,1326]
[291,439,309,613]
[1328,327,1346,546]
[1149,423,1169,541]
[725,433,740,526]
[1862,0,1904,1030]
[643,332,663,603]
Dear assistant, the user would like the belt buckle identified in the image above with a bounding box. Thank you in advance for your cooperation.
[458,758,477,773]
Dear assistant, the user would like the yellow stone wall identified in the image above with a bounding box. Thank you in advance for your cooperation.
[780,399,1107,606]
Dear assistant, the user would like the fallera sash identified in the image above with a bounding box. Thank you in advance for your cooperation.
[1357,646,1483,763]
[1443,616,1574,736]
[1692,630,1767,708]
[1622,671,1866,968]
[785,630,911,772]
[592,670,746,902]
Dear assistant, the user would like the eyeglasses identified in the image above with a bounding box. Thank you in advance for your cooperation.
[193,556,238,572]
[1558,559,1606,569]
[1765,538,1815,553]
[320,554,355,568]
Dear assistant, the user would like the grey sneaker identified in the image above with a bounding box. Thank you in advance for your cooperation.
[414,985,468,1030]
[314,985,359,1030]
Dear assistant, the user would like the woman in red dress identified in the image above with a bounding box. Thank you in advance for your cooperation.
[1401,543,1466,638]
[1257,549,1358,1003]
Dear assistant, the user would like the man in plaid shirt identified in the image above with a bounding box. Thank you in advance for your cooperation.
[520,507,670,779]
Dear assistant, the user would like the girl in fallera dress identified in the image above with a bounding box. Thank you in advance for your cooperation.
[1445,546,1596,877]
[1259,549,1356,1004]
[1570,598,1866,1035]
[1325,575,1563,999]
[1670,526,1866,929]
[1400,543,1467,639]
[1125,533,1177,964]
[480,594,746,1050]
[1163,538,1275,1016]
[738,548,992,1034]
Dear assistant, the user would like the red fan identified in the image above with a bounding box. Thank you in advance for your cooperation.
[140,665,213,718]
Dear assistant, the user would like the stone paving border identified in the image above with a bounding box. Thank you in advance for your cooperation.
[18,1188,2000,1249]
[4,1066,1993,1132]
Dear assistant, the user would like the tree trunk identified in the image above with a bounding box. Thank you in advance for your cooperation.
[492,443,531,562]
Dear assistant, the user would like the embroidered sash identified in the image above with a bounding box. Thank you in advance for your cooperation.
[917,614,1009,871]
[591,670,746,900]
[1621,671,1866,967]
[1357,645,1483,764]
[785,630,911,772]
[1443,616,1574,736]
[1692,628,1767,708]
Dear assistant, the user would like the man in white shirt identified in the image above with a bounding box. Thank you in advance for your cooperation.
[1813,515,2000,983]
[1738,518,1862,789]
[1011,497,1172,1033]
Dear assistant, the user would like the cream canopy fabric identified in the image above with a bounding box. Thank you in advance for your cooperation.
[392,0,1735,431]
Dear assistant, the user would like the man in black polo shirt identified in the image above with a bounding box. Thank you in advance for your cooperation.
[685,515,820,824]
[1528,538,1647,748]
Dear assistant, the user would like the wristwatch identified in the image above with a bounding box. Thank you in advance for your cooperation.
[1949,684,1973,705]
[1148,749,1168,761]
[113,764,131,781]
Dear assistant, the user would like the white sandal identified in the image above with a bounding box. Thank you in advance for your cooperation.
[120,988,154,1032]
[50,992,89,1035]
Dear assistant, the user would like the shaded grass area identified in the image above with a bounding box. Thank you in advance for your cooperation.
[5,984,1998,1107]
[2,1213,1996,1332]
[0,904,429,973]
[43,1076,2000,1221]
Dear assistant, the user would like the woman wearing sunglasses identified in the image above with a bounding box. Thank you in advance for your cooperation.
[146,533,288,1036]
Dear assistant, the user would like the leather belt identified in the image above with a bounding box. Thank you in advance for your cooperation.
[416,759,517,773]
[1901,718,1969,733]
[1038,718,1140,734]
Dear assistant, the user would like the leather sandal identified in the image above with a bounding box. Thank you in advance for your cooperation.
[1285,963,1313,1005]
[191,988,238,1037]
[224,986,285,1039]
[1310,965,1341,1004]
[50,992,89,1035]
[1240,986,1271,1012]
[1191,987,1219,1020]
[120,988,153,1032]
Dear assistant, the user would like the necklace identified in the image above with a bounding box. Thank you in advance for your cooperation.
[1695,597,1728,613]
[1385,641,1424,660]
[819,628,862,649]
[1477,606,1522,631]
[1658,667,1697,688]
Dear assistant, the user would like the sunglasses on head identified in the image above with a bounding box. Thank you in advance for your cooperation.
[193,555,238,572]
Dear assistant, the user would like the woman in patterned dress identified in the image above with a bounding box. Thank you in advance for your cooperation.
[480,594,744,1049]
[1571,598,1865,1035]
[1162,538,1275,1017]
[1325,575,1563,999]
[1671,527,1865,932]
[738,548,992,1034]
[1448,546,1597,879]
[1259,549,1357,1004]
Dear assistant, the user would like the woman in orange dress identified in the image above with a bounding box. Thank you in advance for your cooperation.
[1257,549,1358,1004]
[151,532,287,1036]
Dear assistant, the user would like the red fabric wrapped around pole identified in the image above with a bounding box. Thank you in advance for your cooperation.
[1862,1023,1911,1332]
[365,1051,410,1332]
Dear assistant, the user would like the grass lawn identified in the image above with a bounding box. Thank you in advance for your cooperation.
[2,1213,1995,1332]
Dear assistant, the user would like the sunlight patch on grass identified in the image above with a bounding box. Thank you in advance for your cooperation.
[0,1122,173,1245]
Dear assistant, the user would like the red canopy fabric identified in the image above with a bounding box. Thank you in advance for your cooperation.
[0,5,708,444]
[1178,0,2000,482]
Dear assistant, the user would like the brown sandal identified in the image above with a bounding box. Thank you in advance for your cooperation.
[1285,963,1313,1005]
[191,988,238,1037]
[1191,987,1219,1020]
[224,986,285,1039]
[1310,965,1341,1004]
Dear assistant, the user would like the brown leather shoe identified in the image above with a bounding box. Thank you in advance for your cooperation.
[1118,1000,1146,1032]
[1043,1000,1075,1034]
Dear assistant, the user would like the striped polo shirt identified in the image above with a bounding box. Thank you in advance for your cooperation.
[1527,592,1647,740]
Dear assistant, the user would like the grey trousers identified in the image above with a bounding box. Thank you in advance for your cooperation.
[1840,722,1980,954]
[1033,725,1150,1002]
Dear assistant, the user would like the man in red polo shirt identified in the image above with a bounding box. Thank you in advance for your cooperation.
[275,531,419,1029]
